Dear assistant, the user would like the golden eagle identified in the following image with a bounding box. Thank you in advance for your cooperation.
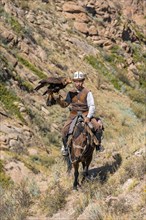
[34,77,71,106]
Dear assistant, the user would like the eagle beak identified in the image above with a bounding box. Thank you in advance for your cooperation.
[66,78,72,84]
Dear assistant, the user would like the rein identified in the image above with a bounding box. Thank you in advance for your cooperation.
[68,122,93,164]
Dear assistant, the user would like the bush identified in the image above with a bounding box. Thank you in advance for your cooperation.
[41,183,68,217]
[0,160,12,188]
[0,182,32,220]
[30,155,55,168]
[14,75,34,92]
[0,8,23,35]
[0,83,24,122]
[17,56,46,79]
[130,102,145,121]
[128,89,146,104]
[119,156,145,184]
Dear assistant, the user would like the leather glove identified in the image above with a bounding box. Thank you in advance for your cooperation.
[84,117,90,123]
[54,94,61,100]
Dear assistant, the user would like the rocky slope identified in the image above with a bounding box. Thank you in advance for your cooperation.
[0,0,145,219]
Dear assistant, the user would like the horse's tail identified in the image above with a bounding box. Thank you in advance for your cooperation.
[64,155,72,174]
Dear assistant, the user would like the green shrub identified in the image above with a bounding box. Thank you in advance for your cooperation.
[84,55,121,90]
[47,131,61,147]
[118,73,131,86]
[139,70,146,88]
[0,160,12,188]
[130,102,145,121]
[1,8,23,35]
[17,56,47,79]
[0,83,24,121]
[14,0,29,10]
[14,75,34,92]
[128,89,146,104]
[103,53,115,63]
[30,155,55,168]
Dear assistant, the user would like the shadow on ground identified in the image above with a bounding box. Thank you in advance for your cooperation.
[88,153,122,183]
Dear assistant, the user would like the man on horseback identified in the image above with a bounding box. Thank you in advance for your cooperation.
[56,71,104,156]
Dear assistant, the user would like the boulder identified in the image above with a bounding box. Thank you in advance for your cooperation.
[74,22,88,34]
[88,25,98,36]
[63,2,85,13]
[64,12,90,23]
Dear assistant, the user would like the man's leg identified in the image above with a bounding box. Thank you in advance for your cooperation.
[61,135,69,156]
[91,118,104,152]
[95,129,104,152]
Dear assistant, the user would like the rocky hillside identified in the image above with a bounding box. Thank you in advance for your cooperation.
[0,0,145,219]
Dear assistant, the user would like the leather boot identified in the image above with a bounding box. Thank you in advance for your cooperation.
[61,136,69,156]
[95,130,104,152]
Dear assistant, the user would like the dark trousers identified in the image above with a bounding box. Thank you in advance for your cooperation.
[62,116,103,147]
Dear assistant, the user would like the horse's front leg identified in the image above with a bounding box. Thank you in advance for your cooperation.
[81,162,88,183]
[81,155,93,183]
[73,162,80,190]
[82,161,88,176]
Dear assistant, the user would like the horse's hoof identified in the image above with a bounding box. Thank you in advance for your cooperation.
[73,186,78,191]
[77,183,82,188]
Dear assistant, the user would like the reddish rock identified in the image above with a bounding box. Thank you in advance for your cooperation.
[63,2,85,13]
[74,22,88,34]
[64,12,90,22]
[88,25,98,36]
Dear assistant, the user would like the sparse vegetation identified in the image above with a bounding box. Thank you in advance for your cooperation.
[130,102,145,121]
[41,182,68,217]
[17,56,47,79]
[0,0,145,219]
[84,55,122,90]
[14,0,29,10]
[127,89,145,104]
[0,83,25,122]
[30,155,56,168]
[0,8,23,35]
[0,160,12,188]
[14,75,34,92]
[119,156,145,183]
[0,181,33,220]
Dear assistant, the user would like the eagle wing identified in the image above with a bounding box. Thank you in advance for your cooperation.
[34,77,66,91]
[34,76,71,106]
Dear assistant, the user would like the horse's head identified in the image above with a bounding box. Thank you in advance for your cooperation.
[72,116,87,161]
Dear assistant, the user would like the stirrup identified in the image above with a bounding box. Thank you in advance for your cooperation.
[96,144,104,152]
[62,149,69,156]
[61,145,69,156]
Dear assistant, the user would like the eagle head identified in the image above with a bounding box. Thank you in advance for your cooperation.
[64,77,72,85]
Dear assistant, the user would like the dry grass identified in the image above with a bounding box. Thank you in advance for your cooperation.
[1,1,145,219]
[61,119,145,220]
[40,182,68,217]
[0,181,33,220]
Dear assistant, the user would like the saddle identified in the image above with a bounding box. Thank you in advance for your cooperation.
[67,112,99,147]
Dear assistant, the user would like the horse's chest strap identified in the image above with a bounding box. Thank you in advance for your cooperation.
[73,144,84,149]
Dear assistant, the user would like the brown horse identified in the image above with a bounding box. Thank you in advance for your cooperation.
[66,113,98,190]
